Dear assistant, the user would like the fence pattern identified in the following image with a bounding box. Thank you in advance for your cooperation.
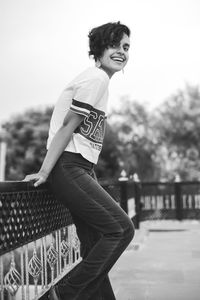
[100,179,200,228]
[138,182,200,222]
[0,182,81,300]
[1,179,200,299]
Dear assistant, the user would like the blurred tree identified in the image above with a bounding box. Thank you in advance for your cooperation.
[96,123,120,179]
[155,84,200,180]
[3,107,53,180]
[109,97,160,181]
[4,84,200,182]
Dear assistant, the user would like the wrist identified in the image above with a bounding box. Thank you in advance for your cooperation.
[39,169,49,179]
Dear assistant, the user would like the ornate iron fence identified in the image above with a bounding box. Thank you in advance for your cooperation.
[1,179,200,299]
[135,181,200,223]
[100,179,200,228]
[0,181,81,300]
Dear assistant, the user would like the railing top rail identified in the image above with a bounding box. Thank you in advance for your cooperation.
[0,180,48,192]
[137,181,200,186]
[99,179,200,186]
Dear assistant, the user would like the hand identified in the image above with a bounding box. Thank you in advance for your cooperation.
[23,171,48,187]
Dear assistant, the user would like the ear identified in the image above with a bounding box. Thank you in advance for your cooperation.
[95,60,101,68]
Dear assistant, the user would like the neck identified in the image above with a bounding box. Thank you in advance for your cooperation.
[99,66,113,78]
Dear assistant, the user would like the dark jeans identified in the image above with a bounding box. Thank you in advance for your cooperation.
[49,152,135,300]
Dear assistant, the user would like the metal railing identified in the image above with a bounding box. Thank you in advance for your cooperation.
[134,181,200,224]
[0,181,81,300]
[100,179,200,228]
[1,179,200,299]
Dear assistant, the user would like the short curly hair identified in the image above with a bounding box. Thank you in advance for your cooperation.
[88,21,130,61]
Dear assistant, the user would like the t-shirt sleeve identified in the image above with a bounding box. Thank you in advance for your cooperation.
[70,75,108,117]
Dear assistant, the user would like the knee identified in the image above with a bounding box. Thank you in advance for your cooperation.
[106,218,135,244]
[118,218,135,247]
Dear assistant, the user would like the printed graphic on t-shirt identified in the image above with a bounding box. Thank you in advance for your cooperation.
[75,107,106,148]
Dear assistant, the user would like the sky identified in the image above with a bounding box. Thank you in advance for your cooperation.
[0,0,200,125]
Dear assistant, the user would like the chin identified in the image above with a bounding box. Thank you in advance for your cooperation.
[115,69,122,73]
[115,63,126,71]
[115,66,124,72]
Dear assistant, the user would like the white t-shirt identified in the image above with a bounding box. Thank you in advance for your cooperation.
[47,67,110,164]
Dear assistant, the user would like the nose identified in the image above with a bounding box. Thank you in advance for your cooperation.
[116,45,125,55]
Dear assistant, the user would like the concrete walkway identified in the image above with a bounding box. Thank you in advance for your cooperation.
[110,220,200,300]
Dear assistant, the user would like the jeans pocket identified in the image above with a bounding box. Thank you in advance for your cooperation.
[60,164,85,180]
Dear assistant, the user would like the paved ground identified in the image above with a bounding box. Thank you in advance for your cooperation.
[110,220,200,300]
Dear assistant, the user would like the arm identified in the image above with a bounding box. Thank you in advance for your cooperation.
[24,110,84,187]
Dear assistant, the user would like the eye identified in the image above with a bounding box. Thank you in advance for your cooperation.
[123,45,129,52]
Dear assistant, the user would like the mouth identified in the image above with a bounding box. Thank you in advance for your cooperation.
[111,56,125,63]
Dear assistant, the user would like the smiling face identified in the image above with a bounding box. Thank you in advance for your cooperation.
[98,33,130,78]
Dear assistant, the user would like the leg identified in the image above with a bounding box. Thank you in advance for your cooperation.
[71,214,116,300]
[94,275,116,300]
[50,156,135,299]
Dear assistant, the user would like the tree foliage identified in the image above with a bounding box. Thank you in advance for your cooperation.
[155,85,200,181]
[95,123,120,179]
[2,84,200,182]
[3,107,52,180]
[108,97,160,180]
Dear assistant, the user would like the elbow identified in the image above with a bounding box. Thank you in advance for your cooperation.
[62,118,69,127]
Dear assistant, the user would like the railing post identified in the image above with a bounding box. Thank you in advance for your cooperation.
[118,170,128,214]
[0,126,7,181]
[174,176,183,220]
[134,181,141,229]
